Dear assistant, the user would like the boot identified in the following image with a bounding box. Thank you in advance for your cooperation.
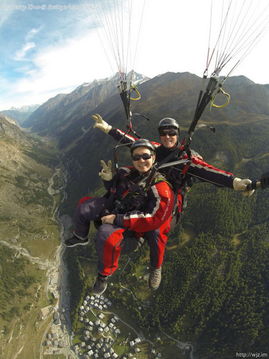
[64,233,88,247]
[92,274,108,295]
[149,266,162,290]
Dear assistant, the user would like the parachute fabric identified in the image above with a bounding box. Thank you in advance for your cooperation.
[93,0,146,123]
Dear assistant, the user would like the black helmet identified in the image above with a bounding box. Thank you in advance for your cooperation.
[158,117,180,132]
[130,139,156,153]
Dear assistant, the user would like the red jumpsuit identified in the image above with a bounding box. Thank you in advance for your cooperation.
[75,167,174,276]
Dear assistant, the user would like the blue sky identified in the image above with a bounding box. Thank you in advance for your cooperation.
[1,0,269,110]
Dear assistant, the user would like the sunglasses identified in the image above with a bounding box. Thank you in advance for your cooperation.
[132,153,153,161]
[159,129,178,137]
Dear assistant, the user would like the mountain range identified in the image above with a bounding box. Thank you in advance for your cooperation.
[23,72,148,140]
[0,104,39,125]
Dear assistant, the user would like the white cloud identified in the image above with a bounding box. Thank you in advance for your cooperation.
[16,31,110,90]
[0,31,112,109]
[26,27,41,41]
[14,27,41,61]
[15,42,36,61]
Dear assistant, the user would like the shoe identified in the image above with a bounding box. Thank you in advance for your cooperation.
[92,274,108,295]
[149,267,162,290]
[64,234,89,247]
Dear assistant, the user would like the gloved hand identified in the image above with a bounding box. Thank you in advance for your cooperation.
[92,114,112,134]
[99,160,113,181]
[233,177,255,197]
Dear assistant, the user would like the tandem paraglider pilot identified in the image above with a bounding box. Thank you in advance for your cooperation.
[65,139,175,295]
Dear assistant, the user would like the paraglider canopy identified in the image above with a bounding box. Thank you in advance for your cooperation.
[93,0,146,122]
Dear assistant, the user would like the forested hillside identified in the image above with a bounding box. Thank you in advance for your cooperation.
[142,186,269,357]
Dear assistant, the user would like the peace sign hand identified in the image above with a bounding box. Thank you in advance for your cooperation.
[99,160,113,181]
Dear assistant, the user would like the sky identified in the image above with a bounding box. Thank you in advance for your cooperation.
[1,0,269,111]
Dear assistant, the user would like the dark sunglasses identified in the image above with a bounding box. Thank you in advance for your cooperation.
[159,129,178,137]
[132,153,153,161]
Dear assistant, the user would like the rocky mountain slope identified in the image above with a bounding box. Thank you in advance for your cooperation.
[23,72,148,140]
[0,115,64,358]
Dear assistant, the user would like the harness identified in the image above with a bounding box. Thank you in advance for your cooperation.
[112,169,170,214]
